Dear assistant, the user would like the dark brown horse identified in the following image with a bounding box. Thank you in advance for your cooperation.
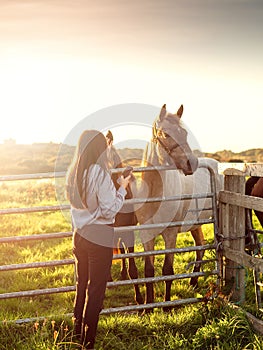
[245,177,263,253]
[247,177,263,226]
[107,132,144,305]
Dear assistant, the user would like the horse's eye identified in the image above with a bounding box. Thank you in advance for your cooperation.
[163,132,170,138]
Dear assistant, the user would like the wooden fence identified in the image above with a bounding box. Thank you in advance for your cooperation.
[219,164,263,307]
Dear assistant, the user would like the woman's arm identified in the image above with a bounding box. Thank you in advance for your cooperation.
[96,168,129,220]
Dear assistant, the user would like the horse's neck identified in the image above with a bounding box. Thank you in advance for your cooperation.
[131,141,174,199]
[108,146,122,168]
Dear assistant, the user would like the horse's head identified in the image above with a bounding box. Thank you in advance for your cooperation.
[152,104,198,175]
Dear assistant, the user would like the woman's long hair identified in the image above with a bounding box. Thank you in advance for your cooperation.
[66,130,108,209]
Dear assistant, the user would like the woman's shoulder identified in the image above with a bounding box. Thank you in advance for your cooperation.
[89,164,109,181]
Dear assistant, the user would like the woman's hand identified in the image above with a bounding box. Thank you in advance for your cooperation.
[118,174,132,189]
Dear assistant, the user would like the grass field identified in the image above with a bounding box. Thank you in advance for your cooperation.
[1,178,263,349]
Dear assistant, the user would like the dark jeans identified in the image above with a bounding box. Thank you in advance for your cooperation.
[73,228,113,349]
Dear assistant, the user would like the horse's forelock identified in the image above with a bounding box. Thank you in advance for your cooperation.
[166,114,182,125]
[157,114,185,133]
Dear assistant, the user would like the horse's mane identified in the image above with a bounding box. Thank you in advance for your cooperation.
[141,143,149,167]
[142,140,167,169]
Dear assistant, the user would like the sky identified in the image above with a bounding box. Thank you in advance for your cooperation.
[0,0,263,153]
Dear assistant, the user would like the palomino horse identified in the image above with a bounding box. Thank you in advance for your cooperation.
[107,132,144,305]
[130,104,223,308]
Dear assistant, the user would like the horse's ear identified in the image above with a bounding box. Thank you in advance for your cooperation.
[158,104,166,121]
[176,105,183,118]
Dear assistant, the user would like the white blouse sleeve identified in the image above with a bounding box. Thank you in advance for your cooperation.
[96,168,127,220]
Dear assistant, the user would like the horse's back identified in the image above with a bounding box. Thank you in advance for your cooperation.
[166,158,222,224]
[134,157,223,232]
[184,158,223,196]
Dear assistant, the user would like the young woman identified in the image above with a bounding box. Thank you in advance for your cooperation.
[66,130,131,349]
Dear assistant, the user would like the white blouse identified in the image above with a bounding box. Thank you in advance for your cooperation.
[71,164,126,229]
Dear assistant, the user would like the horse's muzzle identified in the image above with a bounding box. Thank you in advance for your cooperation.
[183,156,198,176]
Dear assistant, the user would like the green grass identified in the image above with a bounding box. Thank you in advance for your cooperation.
[1,301,262,349]
[1,179,263,348]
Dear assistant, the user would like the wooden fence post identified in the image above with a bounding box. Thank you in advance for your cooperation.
[221,170,246,303]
